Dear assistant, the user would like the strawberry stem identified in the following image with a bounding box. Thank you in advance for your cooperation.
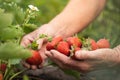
[39,34,48,38]
[9,69,29,80]
[70,46,75,57]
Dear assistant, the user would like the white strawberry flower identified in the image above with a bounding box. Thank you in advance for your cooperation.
[28,5,39,11]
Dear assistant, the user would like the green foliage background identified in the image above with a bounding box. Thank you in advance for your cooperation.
[0,0,120,48]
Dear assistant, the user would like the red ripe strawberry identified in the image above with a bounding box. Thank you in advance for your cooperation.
[46,42,54,51]
[74,47,81,52]
[57,41,70,56]
[46,36,63,51]
[97,39,110,48]
[26,50,43,65]
[0,64,6,72]
[51,36,63,46]
[66,37,82,47]
[90,39,98,50]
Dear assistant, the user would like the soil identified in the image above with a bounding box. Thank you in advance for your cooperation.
[14,66,78,80]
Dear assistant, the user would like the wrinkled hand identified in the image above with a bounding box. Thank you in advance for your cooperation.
[21,24,53,69]
[45,48,118,73]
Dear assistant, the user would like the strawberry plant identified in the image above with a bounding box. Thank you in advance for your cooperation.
[0,2,40,80]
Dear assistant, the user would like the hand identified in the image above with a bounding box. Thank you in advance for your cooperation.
[21,44,47,69]
[21,24,53,69]
[45,48,118,73]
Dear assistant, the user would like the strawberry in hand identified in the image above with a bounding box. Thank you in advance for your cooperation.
[66,37,82,47]
[57,41,70,56]
[26,50,43,66]
[46,36,63,51]
[90,39,98,50]
[97,38,110,48]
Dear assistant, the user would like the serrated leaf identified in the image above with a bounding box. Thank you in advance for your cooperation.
[0,42,32,59]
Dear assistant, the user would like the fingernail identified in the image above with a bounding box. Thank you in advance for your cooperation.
[50,50,56,53]
[45,51,52,57]
[50,50,56,56]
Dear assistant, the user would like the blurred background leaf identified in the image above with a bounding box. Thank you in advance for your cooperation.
[0,42,32,59]
[0,12,13,29]
[0,25,24,41]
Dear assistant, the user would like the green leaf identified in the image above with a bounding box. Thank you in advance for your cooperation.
[0,8,5,13]
[28,40,38,50]
[39,34,48,38]
[1,2,25,24]
[63,69,80,80]
[0,42,32,59]
[0,13,13,29]
[9,59,21,65]
[0,25,24,41]
[22,23,37,34]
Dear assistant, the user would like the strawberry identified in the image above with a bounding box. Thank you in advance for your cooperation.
[97,38,110,48]
[66,37,82,47]
[46,36,63,51]
[74,47,81,52]
[90,39,98,50]
[26,50,43,65]
[0,64,6,72]
[57,41,70,56]
[46,42,54,51]
[51,36,63,46]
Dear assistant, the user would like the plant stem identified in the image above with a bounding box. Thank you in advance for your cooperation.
[4,60,12,80]
[9,69,28,80]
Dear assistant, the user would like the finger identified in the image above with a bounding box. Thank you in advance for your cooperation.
[21,60,30,69]
[38,44,48,60]
[75,50,95,60]
[37,38,48,50]
[66,59,91,72]
[21,36,34,47]
[31,65,37,70]
[37,39,44,49]
[45,51,69,69]
[45,50,91,72]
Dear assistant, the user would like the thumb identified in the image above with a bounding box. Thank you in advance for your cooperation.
[36,39,44,49]
[37,38,48,49]
[75,50,95,60]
